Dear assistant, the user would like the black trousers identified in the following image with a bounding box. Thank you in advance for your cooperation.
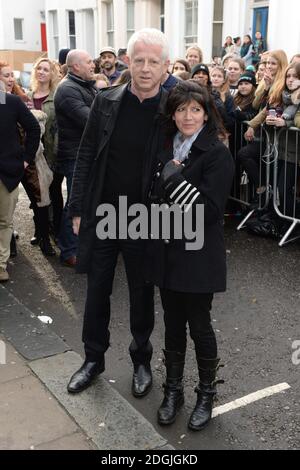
[49,171,64,237]
[278,161,297,217]
[237,141,266,190]
[83,238,154,365]
[160,289,217,359]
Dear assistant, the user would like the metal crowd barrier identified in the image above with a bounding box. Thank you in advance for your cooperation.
[230,123,300,246]
[272,126,300,246]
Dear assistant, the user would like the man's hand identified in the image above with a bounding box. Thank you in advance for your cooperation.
[73,217,81,236]
[24,161,29,169]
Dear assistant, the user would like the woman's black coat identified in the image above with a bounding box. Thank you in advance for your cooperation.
[145,126,235,294]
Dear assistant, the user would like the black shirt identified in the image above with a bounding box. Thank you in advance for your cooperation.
[102,88,160,206]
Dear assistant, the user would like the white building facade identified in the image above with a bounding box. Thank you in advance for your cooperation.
[0,0,46,52]
[45,0,99,59]
[44,0,300,62]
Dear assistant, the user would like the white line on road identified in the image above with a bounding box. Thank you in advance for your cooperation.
[212,383,291,418]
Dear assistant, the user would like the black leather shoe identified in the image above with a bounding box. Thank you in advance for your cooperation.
[39,237,56,256]
[67,360,104,394]
[132,364,152,398]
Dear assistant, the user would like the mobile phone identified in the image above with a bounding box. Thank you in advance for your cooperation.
[268,109,276,117]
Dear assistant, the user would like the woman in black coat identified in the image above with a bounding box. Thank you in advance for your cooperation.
[146,81,234,431]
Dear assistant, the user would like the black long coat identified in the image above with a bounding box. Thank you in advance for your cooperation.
[145,127,235,294]
[69,84,168,273]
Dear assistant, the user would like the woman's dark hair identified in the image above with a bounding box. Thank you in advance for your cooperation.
[234,84,256,109]
[163,80,226,139]
[243,34,253,45]
[114,69,131,86]
[171,59,191,74]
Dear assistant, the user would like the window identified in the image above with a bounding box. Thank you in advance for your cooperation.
[184,0,198,47]
[14,18,24,41]
[126,0,135,43]
[107,1,114,47]
[50,11,59,58]
[68,10,76,49]
[212,0,224,57]
[160,0,165,33]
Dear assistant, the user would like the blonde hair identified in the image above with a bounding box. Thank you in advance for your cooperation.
[256,50,288,106]
[30,58,60,93]
[210,65,230,102]
[186,45,203,64]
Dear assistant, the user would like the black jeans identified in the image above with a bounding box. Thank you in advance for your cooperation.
[83,238,154,365]
[237,141,266,190]
[160,289,217,359]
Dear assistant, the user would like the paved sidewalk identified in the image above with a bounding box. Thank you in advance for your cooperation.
[0,285,173,451]
[0,335,94,450]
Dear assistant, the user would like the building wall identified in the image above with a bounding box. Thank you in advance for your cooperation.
[268,0,300,59]
[45,0,98,59]
[44,0,300,63]
[0,0,45,52]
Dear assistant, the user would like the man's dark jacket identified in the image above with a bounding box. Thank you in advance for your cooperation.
[145,127,235,294]
[69,84,168,273]
[54,73,98,160]
[0,93,40,192]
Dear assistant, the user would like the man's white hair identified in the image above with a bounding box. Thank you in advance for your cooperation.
[127,28,169,61]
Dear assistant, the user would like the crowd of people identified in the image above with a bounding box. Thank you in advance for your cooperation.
[0,28,300,432]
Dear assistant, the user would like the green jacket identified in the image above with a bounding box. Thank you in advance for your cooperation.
[28,90,57,168]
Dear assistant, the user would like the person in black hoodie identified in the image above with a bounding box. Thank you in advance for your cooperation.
[54,49,98,267]
[146,81,234,431]
[0,91,40,281]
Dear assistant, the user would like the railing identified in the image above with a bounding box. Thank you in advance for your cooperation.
[229,122,300,246]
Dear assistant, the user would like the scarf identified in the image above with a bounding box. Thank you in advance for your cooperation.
[173,126,205,163]
[240,43,251,58]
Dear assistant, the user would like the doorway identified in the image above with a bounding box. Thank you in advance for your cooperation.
[252,7,269,43]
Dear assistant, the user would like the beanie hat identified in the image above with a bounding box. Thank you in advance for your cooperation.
[238,72,257,88]
[246,64,256,73]
[191,63,211,85]
[58,48,71,65]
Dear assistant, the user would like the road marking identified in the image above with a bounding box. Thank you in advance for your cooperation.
[212,383,291,418]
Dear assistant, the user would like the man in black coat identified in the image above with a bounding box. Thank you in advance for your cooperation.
[0,91,40,282]
[67,28,170,398]
[54,49,98,267]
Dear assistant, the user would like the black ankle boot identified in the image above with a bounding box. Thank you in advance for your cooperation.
[157,350,185,425]
[188,357,223,431]
[39,236,56,256]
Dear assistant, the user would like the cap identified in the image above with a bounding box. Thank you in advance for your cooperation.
[99,46,117,57]
[118,48,127,57]
[191,63,210,78]
[238,72,257,88]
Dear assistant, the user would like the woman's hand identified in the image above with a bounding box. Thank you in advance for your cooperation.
[265,116,285,127]
[161,160,184,186]
[263,72,274,90]
[245,127,255,141]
